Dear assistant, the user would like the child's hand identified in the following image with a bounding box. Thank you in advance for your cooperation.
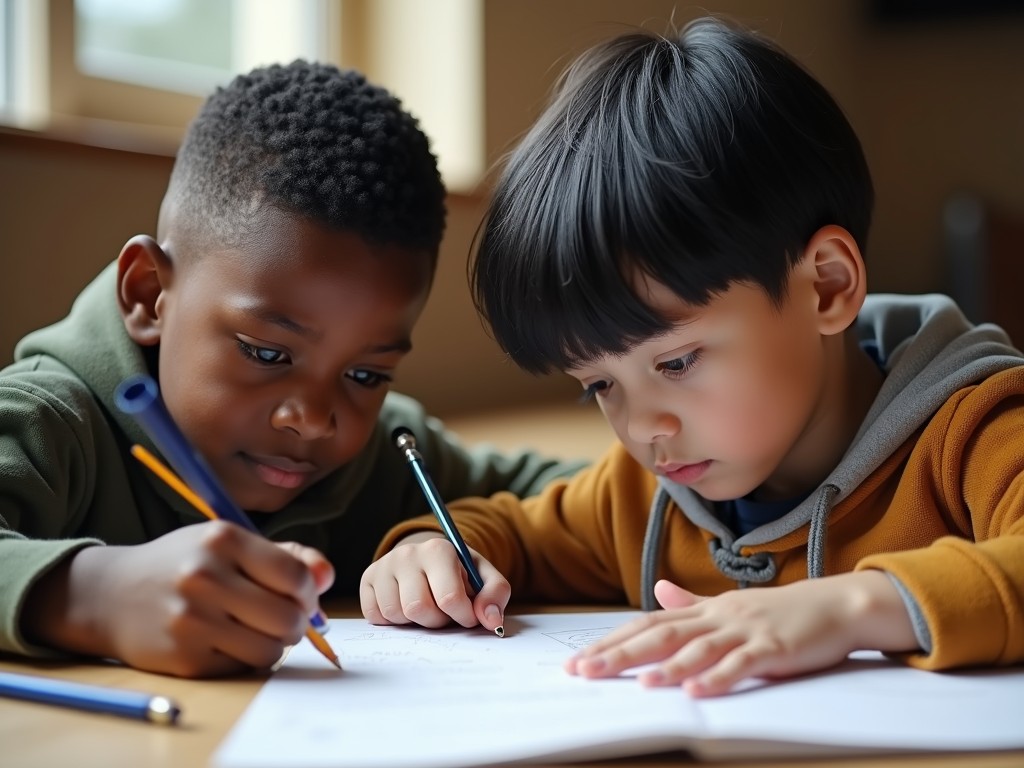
[359,531,509,633]
[565,571,918,696]
[23,521,332,678]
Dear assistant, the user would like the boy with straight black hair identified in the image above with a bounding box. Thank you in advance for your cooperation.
[362,17,1024,695]
[0,60,581,678]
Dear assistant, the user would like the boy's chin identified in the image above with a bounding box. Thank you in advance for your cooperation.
[235,487,303,514]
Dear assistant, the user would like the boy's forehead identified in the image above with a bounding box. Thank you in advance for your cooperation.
[166,205,433,279]
[629,269,703,319]
[168,219,433,336]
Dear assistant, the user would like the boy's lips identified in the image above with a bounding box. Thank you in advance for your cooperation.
[656,460,712,485]
[244,453,318,490]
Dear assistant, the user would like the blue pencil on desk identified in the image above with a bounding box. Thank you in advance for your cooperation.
[113,373,340,669]
[392,426,504,637]
[0,671,180,725]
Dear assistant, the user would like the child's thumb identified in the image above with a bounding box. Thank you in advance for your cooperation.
[277,541,336,594]
[653,579,705,609]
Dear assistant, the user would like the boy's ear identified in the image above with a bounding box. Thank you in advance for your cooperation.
[116,235,172,347]
[798,225,867,337]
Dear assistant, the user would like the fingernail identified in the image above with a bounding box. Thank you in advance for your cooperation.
[582,657,606,673]
[484,604,502,626]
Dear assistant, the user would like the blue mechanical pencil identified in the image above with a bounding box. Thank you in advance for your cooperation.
[0,671,180,725]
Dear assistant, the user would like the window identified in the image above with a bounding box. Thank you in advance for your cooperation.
[1,0,482,189]
[1,0,49,127]
[75,0,331,96]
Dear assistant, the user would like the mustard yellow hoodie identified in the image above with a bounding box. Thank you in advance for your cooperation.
[378,294,1024,672]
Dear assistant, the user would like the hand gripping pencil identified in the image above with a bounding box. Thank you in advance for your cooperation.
[392,427,504,637]
[114,373,341,669]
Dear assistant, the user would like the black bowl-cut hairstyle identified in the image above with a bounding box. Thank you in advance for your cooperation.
[471,17,874,375]
[165,59,445,258]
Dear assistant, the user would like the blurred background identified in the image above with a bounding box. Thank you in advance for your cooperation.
[1,0,1022,456]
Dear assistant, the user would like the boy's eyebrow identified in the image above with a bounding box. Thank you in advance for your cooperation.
[246,307,312,337]
[368,338,413,354]
[243,306,412,353]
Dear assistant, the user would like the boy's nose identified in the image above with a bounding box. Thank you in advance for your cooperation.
[624,403,680,445]
[270,391,338,440]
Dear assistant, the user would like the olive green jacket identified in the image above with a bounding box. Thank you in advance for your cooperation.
[0,263,582,656]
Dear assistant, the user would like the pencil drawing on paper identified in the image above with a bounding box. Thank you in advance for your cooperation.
[542,627,614,651]
[340,630,461,653]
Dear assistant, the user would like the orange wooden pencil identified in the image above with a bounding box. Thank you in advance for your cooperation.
[130,444,342,670]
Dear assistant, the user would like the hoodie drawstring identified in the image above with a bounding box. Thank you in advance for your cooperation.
[807,484,839,579]
[641,483,841,607]
[707,539,777,587]
[640,487,671,611]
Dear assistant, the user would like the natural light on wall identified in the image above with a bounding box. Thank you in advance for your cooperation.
[0,0,483,191]
[356,0,484,192]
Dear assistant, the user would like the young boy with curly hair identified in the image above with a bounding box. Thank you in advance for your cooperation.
[0,61,580,677]
[362,18,1024,695]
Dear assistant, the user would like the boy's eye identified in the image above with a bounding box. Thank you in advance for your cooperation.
[578,380,610,403]
[346,369,393,389]
[655,349,703,379]
[237,340,288,365]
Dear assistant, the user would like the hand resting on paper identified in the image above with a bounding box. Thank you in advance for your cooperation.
[565,572,919,697]
[21,521,334,678]
[359,531,509,634]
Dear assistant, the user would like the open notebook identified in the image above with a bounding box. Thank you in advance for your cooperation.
[213,611,1024,768]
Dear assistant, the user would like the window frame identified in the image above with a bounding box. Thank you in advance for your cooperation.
[4,0,482,188]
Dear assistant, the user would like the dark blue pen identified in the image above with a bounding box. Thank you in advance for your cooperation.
[392,426,486,595]
[0,672,180,725]
[114,373,328,633]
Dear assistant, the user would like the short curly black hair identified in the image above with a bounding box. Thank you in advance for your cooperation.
[165,60,445,256]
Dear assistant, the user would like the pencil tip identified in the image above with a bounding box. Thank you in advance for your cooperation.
[331,657,343,670]
[495,625,504,638]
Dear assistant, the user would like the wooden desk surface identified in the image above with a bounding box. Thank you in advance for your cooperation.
[2,604,1023,768]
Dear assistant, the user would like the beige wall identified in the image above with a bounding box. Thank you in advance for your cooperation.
[0,131,170,358]
[2,1,1022,418]
[854,20,1024,292]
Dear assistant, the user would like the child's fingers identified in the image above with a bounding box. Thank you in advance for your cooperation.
[682,641,774,697]
[359,579,389,625]
[187,558,309,643]
[361,575,412,626]
[637,630,743,688]
[154,600,283,678]
[472,560,511,633]
[419,554,478,628]
[200,609,294,672]
[202,522,320,617]
[569,609,687,662]
[566,612,706,678]
[276,541,336,594]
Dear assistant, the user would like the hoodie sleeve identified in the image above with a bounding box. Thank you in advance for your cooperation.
[375,442,658,604]
[856,368,1024,670]
[0,373,104,656]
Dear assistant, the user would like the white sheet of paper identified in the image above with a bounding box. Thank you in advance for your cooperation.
[212,612,1024,768]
